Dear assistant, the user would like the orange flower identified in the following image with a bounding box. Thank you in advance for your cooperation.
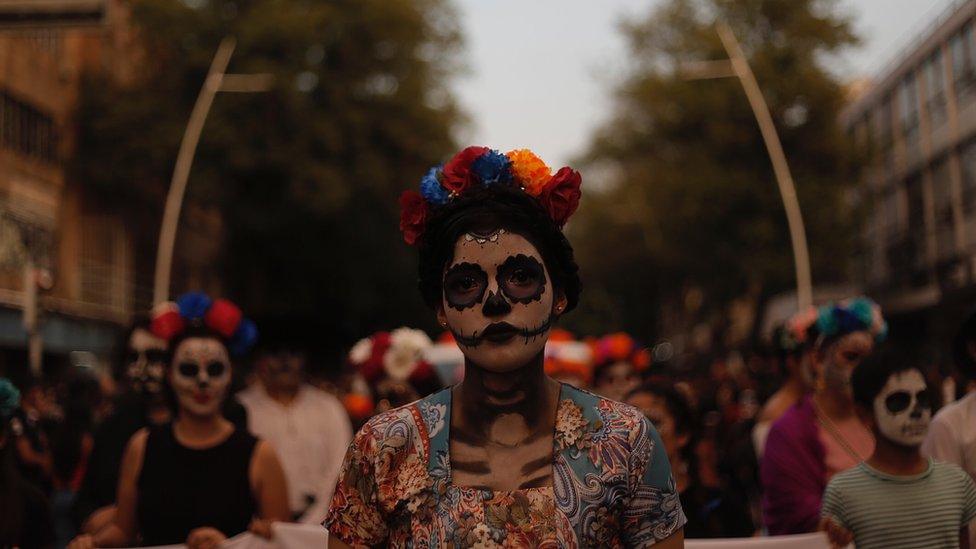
[506,149,551,196]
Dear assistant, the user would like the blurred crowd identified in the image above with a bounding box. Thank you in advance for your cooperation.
[2,292,976,547]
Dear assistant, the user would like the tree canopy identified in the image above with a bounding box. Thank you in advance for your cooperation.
[71,0,464,363]
[570,0,864,346]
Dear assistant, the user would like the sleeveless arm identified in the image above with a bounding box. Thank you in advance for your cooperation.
[250,440,291,521]
[92,428,147,546]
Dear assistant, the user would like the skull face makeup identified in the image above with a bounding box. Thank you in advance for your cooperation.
[820,331,874,396]
[169,337,232,418]
[126,328,168,396]
[873,369,931,447]
[439,230,564,373]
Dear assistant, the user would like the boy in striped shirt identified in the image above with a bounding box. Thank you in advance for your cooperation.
[820,346,976,549]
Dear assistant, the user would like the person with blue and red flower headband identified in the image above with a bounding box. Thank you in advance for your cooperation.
[69,293,290,549]
[761,297,887,536]
[325,147,686,547]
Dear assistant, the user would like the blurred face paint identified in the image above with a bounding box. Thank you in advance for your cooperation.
[874,369,931,447]
[441,230,555,373]
[170,337,231,418]
[821,331,874,396]
[126,328,168,395]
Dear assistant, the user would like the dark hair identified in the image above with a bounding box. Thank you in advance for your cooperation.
[851,345,926,409]
[113,315,152,382]
[953,310,976,380]
[165,324,232,366]
[626,382,698,474]
[417,185,581,313]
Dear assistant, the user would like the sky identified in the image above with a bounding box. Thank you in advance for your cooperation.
[451,0,960,168]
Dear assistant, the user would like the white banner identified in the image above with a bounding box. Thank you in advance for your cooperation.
[135,525,846,549]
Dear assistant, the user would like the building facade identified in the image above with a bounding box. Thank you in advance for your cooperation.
[0,1,221,379]
[842,0,976,368]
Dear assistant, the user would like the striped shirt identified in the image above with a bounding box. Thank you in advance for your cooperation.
[821,459,976,549]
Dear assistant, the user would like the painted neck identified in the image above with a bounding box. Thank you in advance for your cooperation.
[868,434,927,476]
[457,351,556,433]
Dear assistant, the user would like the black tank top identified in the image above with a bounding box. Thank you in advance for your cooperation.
[137,424,258,545]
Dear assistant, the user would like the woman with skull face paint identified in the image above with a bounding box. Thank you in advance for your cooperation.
[326,147,685,548]
[73,317,171,535]
[820,346,976,549]
[761,297,887,535]
[68,294,289,549]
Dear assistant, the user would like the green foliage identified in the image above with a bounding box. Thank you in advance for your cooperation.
[572,0,864,342]
[70,0,463,357]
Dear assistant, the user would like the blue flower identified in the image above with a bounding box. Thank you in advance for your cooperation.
[816,304,838,338]
[419,166,450,206]
[847,298,874,326]
[0,378,20,419]
[229,318,258,356]
[177,291,212,321]
[471,150,512,187]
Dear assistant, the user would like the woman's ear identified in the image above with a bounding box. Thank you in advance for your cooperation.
[436,304,448,329]
[553,291,568,317]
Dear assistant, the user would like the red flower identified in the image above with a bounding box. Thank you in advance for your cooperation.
[540,167,582,226]
[150,302,185,341]
[205,299,243,339]
[441,146,489,194]
[399,190,429,245]
[409,360,435,384]
[356,332,392,382]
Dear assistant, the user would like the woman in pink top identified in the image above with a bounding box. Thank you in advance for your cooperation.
[760,297,886,535]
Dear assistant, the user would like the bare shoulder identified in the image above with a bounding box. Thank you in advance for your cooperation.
[126,428,150,457]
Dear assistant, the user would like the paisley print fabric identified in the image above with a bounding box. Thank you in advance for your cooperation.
[325,384,685,547]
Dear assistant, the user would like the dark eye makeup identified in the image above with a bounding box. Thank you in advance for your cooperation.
[884,389,931,414]
[177,361,227,379]
[443,262,488,311]
[496,254,546,304]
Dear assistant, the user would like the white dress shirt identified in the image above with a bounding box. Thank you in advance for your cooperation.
[238,382,353,523]
[922,390,976,547]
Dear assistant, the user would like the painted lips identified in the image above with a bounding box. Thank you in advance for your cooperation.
[481,322,519,343]
[193,393,212,405]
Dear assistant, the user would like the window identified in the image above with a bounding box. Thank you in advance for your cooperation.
[931,158,956,259]
[899,73,920,154]
[951,22,976,104]
[877,96,895,176]
[961,139,976,214]
[925,50,948,128]
[0,90,58,163]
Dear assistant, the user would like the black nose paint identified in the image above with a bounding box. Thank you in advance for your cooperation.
[482,290,513,316]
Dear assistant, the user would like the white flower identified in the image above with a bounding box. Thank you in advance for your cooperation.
[348,337,373,364]
[390,327,432,354]
[385,328,433,381]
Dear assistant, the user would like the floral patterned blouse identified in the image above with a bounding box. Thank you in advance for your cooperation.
[325,383,685,547]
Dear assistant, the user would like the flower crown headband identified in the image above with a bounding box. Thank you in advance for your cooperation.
[399,146,583,245]
[150,291,258,356]
[815,297,887,344]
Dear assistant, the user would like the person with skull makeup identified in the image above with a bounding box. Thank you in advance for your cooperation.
[68,294,289,549]
[74,316,251,536]
[73,317,171,535]
[325,147,685,548]
[819,346,976,549]
[761,298,886,535]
